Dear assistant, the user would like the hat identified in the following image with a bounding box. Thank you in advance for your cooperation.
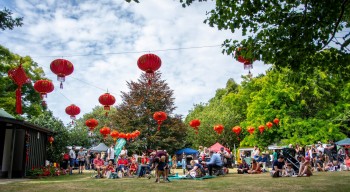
[262,152,266,155]
[317,141,322,144]
[220,147,224,150]
[305,156,310,161]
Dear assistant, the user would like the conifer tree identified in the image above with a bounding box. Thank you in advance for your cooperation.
[110,72,187,154]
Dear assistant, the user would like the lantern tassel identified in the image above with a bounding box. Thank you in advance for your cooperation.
[15,87,22,114]
[157,125,160,131]
[60,82,63,89]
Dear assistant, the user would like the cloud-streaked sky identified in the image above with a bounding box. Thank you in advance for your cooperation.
[1,0,270,124]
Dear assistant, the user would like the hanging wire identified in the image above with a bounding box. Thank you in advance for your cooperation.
[30,44,222,58]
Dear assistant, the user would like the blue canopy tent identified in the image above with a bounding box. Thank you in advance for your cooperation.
[175,148,199,168]
[176,148,199,155]
[336,138,350,146]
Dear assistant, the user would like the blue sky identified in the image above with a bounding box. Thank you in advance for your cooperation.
[0,0,270,124]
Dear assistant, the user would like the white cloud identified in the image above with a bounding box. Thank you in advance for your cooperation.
[0,0,270,124]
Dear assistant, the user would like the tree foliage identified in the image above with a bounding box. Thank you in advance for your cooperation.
[70,106,117,147]
[109,72,187,155]
[0,8,23,31]
[0,45,47,118]
[180,0,350,71]
[29,111,69,163]
[186,63,349,149]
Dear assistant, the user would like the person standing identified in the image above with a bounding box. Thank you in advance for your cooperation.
[86,149,91,170]
[272,149,278,161]
[77,148,85,174]
[107,144,115,164]
[181,152,187,174]
[69,146,76,175]
[326,139,338,161]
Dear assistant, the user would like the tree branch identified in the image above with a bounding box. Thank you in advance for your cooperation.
[321,0,349,50]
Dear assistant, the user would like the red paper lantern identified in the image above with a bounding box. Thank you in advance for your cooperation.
[135,130,140,136]
[232,126,242,136]
[189,119,201,134]
[50,59,74,89]
[214,124,224,134]
[153,111,167,131]
[86,118,98,131]
[119,132,126,139]
[258,125,265,134]
[235,48,254,77]
[65,104,80,120]
[266,122,273,129]
[247,126,255,135]
[8,63,30,114]
[110,130,119,142]
[130,132,137,139]
[125,133,131,140]
[137,53,161,85]
[273,118,280,125]
[34,79,54,105]
[99,92,116,116]
[100,126,111,139]
[48,136,54,145]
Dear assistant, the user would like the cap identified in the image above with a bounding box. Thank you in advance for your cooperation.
[317,141,322,144]
[220,147,224,150]
[305,156,310,161]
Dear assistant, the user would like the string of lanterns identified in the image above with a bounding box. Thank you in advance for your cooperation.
[187,118,280,139]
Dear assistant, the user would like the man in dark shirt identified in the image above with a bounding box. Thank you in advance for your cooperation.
[326,140,338,161]
[271,155,285,177]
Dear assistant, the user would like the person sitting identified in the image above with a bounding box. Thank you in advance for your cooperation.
[93,153,106,178]
[270,155,285,177]
[129,159,138,176]
[248,159,261,174]
[340,154,350,171]
[316,155,325,171]
[187,160,205,178]
[257,152,268,172]
[201,150,223,176]
[322,155,334,171]
[138,152,150,177]
[298,156,313,177]
[105,160,117,179]
[117,156,130,177]
[283,163,295,177]
[237,159,249,174]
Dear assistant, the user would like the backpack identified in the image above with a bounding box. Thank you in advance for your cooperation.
[63,153,69,160]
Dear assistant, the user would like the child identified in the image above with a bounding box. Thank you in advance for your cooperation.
[283,163,295,177]
[129,159,138,176]
[156,156,167,183]
[105,160,115,179]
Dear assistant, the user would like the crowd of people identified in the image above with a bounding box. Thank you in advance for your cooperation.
[236,140,350,177]
[59,140,349,181]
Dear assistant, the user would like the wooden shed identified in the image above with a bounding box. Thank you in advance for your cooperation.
[0,109,53,178]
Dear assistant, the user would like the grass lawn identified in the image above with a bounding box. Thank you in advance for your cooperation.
[0,169,349,192]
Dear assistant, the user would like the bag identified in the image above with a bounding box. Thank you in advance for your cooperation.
[63,154,69,160]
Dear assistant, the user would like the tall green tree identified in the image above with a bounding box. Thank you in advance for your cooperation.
[0,8,23,31]
[0,45,47,118]
[180,0,350,70]
[70,106,117,147]
[109,72,187,154]
[186,66,349,149]
[29,111,69,163]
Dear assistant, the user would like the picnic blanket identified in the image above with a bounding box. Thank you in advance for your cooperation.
[168,175,216,181]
